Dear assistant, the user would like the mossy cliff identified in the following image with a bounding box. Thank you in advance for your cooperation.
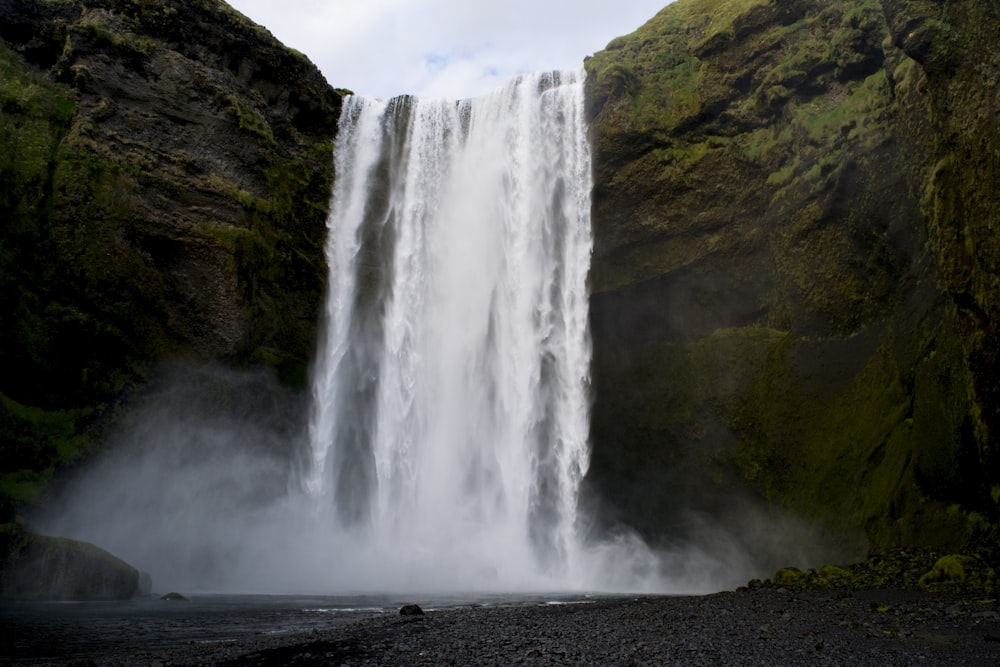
[584,0,999,555]
[0,0,343,509]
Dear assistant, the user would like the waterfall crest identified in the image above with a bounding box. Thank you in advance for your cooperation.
[306,71,594,587]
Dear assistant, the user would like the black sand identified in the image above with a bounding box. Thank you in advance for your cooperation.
[66,589,1000,666]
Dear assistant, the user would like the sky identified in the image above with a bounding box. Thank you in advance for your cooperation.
[224,0,674,100]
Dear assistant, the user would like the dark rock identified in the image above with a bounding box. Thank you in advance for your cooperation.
[399,603,425,616]
[161,591,188,601]
[0,530,140,600]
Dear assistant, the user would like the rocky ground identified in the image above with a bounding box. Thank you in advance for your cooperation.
[69,588,1000,666]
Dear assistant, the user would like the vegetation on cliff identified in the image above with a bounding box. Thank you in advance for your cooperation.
[584,0,999,560]
[0,0,343,512]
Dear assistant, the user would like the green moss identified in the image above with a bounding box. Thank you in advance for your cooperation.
[196,173,258,209]
[226,94,274,145]
[730,314,985,550]
[584,0,721,130]
[772,566,807,588]
[919,554,967,586]
[754,548,1000,593]
[765,563,858,591]
[766,164,794,186]
[918,554,995,592]
[75,12,157,60]
[815,564,854,588]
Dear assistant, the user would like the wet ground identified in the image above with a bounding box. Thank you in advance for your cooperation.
[3,589,1000,665]
[0,592,595,665]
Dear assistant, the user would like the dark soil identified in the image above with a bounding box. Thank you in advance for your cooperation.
[79,588,1000,666]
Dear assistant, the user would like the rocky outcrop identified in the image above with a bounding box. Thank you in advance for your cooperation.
[583,0,998,554]
[0,0,342,505]
[0,526,141,600]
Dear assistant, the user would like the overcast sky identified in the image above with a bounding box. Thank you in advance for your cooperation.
[224,0,673,100]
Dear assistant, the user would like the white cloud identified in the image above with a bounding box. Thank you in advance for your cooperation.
[224,0,673,99]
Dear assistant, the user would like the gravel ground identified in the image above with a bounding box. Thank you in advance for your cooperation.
[86,588,1000,666]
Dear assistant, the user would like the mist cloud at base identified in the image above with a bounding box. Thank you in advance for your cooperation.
[34,362,850,596]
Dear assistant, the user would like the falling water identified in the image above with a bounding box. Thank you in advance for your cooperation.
[306,70,594,588]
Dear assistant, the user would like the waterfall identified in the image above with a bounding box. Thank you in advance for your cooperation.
[306,70,594,588]
[32,68,821,598]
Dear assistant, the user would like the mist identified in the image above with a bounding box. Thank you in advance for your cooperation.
[29,357,849,597]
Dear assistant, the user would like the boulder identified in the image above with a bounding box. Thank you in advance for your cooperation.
[0,529,140,600]
[399,603,425,616]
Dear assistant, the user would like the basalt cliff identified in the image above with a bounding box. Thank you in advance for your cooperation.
[0,0,342,526]
[584,0,1000,555]
[1,0,998,583]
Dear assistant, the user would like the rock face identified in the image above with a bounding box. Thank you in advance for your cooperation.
[0,0,342,504]
[583,0,999,553]
[0,528,140,600]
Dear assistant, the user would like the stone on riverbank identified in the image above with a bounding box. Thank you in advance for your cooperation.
[0,527,140,600]
[399,604,425,616]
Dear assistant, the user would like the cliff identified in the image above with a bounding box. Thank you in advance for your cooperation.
[0,0,343,510]
[584,0,999,554]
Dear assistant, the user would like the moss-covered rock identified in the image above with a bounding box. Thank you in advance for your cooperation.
[918,554,996,592]
[754,548,997,593]
[769,564,856,591]
[0,523,141,600]
[772,566,807,588]
[585,0,999,556]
